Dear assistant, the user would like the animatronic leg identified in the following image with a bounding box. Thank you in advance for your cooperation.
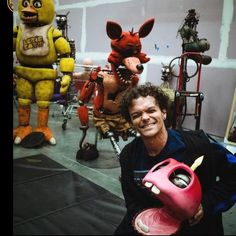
[93,114,131,158]
[104,131,121,158]
[34,107,56,144]
[13,106,33,144]
[34,80,56,144]
[13,77,33,144]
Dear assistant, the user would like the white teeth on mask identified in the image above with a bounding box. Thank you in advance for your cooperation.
[144,181,152,188]
[137,219,149,233]
[151,185,160,194]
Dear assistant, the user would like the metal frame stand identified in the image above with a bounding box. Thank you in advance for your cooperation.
[172,52,204,130]
[172,91,204,130]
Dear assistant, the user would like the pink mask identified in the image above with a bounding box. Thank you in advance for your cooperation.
[133,158,202,235]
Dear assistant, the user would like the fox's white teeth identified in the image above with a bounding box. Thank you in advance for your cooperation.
[151,185,160,194]
[144,182,152,188]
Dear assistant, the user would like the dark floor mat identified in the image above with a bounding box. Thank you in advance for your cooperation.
[13,154,126,235]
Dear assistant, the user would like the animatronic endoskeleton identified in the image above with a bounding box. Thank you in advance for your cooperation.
[13,0,74,146]
[176,8,212,89]
[178,9,211,56]
[159,63,175,128]
[55,11,76,60]
[77,18,155,159]
[167,9,212,130]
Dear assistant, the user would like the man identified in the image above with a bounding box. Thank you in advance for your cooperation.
[114,82,236,235]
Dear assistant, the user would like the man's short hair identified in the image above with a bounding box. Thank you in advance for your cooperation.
[120,82,169,123]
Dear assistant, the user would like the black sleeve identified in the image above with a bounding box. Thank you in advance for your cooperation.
[200,144,236,217]
[180,129,236,217]
[119,145,156,223]
[119,146,144,221]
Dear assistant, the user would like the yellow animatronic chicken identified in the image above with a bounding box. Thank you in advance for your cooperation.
[13,0,74,146]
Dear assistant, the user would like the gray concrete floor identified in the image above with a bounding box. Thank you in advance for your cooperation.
[13,102,236,235]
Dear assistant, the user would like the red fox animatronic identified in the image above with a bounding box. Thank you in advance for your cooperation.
[77,18,155,160]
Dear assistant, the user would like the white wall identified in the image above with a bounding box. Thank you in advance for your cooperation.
[13,0,236,137]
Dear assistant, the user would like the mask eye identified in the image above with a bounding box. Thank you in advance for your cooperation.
[61,16,66,22]
[33,0,42,8]
[170,170,191,188]
[22,0,30,7]
[152,161,170,172]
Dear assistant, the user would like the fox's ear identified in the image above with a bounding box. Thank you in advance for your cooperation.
[139,18,155,38]
[106,21,122,39]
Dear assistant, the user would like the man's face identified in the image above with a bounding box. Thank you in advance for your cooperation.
[128,96,166,138]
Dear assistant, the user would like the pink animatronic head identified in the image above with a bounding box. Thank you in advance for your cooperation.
[134,158,202,235]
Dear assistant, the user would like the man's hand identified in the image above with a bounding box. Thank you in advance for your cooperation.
[188,204,204,226]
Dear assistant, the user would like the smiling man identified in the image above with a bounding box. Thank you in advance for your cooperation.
[114,82,236,235]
